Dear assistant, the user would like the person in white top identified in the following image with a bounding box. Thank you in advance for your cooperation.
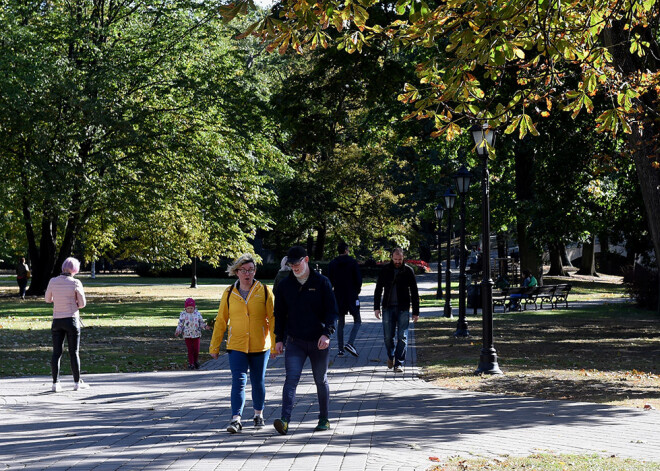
[174,297,209,370]
[45,257,88,392]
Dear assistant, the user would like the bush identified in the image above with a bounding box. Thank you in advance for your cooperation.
[623,263,659,311]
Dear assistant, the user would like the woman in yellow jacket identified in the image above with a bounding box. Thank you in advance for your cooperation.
[209,253,277,434]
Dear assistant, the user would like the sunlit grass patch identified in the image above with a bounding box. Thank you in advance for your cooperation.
[428,453,660,470]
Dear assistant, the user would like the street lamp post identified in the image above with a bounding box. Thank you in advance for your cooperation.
[454,165,472,337]
[443,188,456,318]
[434,204,444,299]
[472,123,502,375]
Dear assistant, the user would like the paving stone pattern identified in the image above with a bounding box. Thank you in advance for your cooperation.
[1,272,659,470]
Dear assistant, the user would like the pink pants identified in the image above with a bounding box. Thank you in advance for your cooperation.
[184,337,201,365]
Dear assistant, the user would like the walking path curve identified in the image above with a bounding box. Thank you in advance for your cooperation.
[1,271,658,470]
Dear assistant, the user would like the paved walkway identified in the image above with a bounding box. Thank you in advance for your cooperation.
[1,272,659,470]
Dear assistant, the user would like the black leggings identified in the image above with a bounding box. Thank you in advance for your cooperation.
[51,317,81,383]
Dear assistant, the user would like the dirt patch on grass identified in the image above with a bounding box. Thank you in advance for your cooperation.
[416,305,660,409]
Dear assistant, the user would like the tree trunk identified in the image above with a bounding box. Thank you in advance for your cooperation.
[547,242,569,276]
[577,235,598,276]
[314,224,326,261]
[629,127,660,314]
[605,21,660,312]
[305,233,314,258]
[515,138,543,284]
[517,225,543,283]
[599,231,611,275]
[560,243,573,267]
[496,232,506,258]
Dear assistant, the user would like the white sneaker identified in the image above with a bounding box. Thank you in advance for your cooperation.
[74,380,90,391]
[52,382,62,392]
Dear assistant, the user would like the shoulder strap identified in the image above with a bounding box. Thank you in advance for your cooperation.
[227,281,268,309]
[226,284,234,310]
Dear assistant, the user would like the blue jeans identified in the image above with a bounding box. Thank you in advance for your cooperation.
[381,308,410,367]
[337,301,361,350]
[51,317,81,383]
[281,337,330,421]
[227,350,269,418]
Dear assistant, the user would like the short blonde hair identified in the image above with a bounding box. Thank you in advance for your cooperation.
[227,253,257,276]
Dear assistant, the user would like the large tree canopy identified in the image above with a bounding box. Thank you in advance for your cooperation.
[0,1,286,293]
[223,0,660,311]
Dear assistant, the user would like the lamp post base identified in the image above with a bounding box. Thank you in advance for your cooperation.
[443,305,453,318]
[475,348,503,375]
[453,326,470,337]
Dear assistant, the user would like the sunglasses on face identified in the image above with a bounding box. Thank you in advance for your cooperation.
[237,268,255,274]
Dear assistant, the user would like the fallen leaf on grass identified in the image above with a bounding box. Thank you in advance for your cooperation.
[429,456,440,461]
[643,404,655,410]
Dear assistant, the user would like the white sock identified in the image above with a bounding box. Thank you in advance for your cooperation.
[232,415,241,422]
[253,410,263,418]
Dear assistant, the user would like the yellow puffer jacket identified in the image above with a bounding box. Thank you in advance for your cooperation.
[209,280,275,355]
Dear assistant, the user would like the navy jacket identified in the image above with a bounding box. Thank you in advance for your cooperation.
[373,262,420,316]
[274,269,338,343]
[327,255,362,311]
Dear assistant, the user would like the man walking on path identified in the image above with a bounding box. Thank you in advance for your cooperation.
[328,241,362,357]
[273,246,338,435]
[16,257,30,299]
[374,248,420,373]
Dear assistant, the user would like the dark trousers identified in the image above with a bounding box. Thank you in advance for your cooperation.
[337,301,361,350]
[51,317,81,383]
[184,337,201,365]
[281,337,330,421]
[17,277,28,298]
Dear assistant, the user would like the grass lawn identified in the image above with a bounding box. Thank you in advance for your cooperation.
[428,453,660,470]
[420,277,629,309]
[0,275,235,377]
[415,299,660,410]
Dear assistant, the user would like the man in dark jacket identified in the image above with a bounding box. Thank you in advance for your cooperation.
[273,246,338,435]
[374,248,420,372]
[328,241,362,357]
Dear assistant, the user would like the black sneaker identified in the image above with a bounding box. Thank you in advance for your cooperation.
[253,416,265,428]
[337,350,345,357]
[344,344,358,357]
[394,365,403,373]
[194,361,200,370]
[274,418,289,435]
[188,364,195,370]
[227,420,242,434]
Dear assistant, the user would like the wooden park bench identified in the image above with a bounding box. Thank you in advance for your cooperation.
[492,284,572,312]
[492,286,528,312]
[551,283,572,308]
[525,285,556,310]
[492,287,509,312]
